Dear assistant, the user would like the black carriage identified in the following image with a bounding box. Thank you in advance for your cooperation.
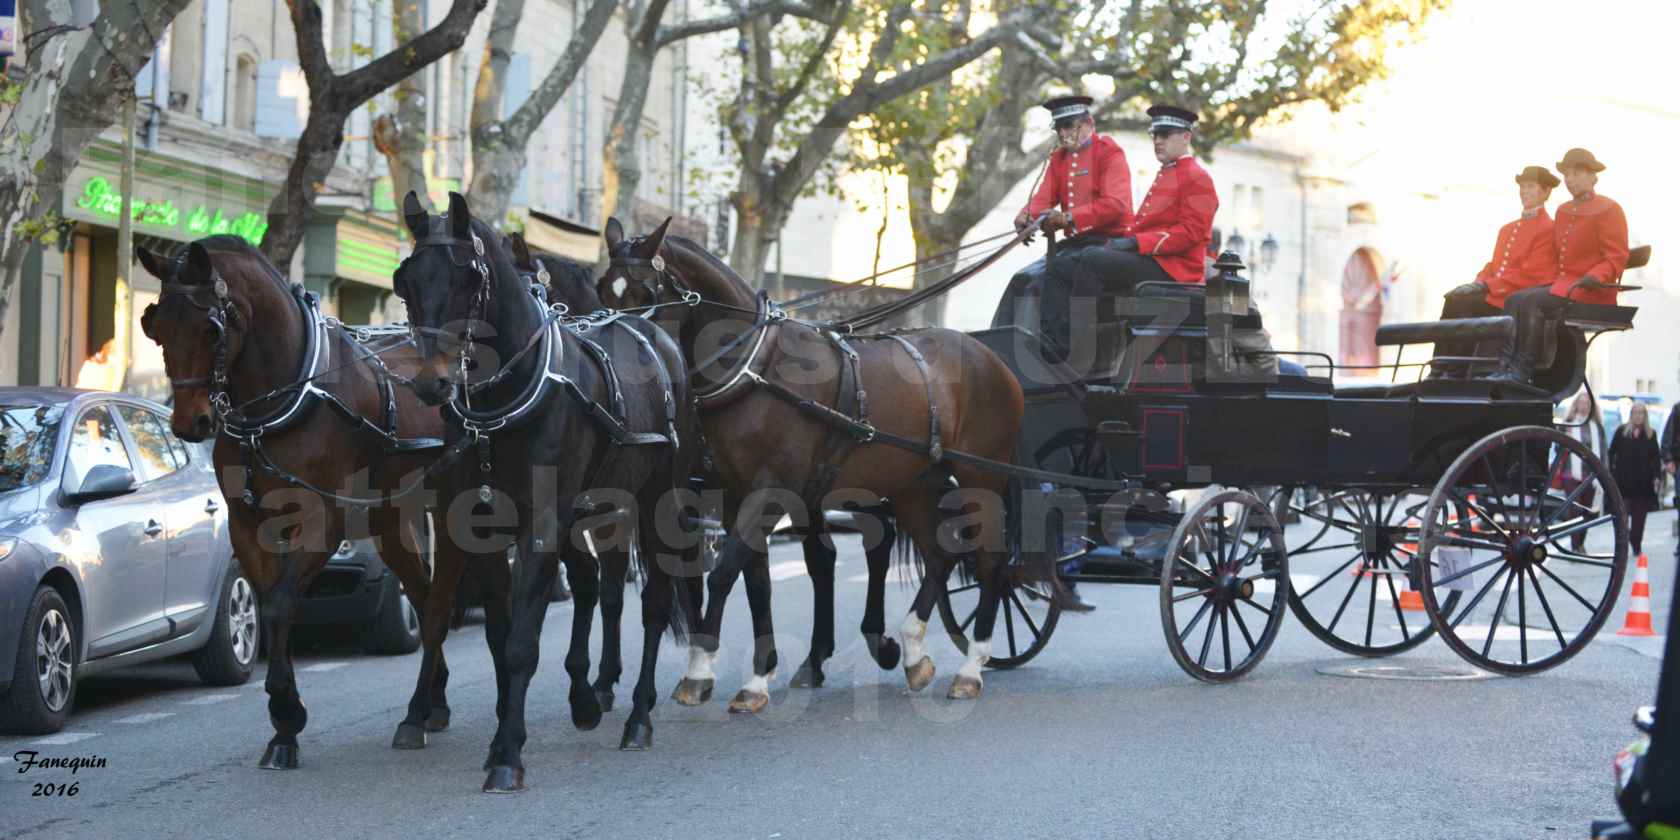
[938,245,1646,682]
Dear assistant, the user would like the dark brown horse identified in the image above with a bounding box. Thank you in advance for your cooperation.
[597,218,1025,705]
[137,237,480,769]
[397,193,699,793]
[507,233,905,694]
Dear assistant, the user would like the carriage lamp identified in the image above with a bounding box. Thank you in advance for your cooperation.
[1260,234,1279,274]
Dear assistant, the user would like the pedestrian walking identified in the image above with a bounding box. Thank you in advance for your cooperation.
[1610,403,1663,557]
[1556,392,1600,552]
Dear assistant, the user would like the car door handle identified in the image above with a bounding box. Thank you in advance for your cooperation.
[205,498,220,514]
[144,520,164,537]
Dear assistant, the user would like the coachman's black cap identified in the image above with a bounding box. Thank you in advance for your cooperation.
[1515,165,1561,190]
[1044,95,1094,127]
[1147,104,1198,133]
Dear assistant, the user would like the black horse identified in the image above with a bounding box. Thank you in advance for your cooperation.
[396,192,700,793]
[507,233,903,697]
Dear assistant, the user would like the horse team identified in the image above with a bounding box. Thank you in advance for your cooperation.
[137,191,1026,792]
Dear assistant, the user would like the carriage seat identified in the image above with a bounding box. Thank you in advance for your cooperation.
[1373,315,1515,347]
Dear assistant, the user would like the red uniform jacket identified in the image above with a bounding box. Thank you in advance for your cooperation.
[1475,209,1555,307]
[1023,135,1132,238]
[1550,193,1629,304]
[1129,155,1219,284]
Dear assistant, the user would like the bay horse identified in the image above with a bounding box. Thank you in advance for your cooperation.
[137,237,481,769]
[597,218,1025,705]
[396,193,698,793]
[507,233,904,696]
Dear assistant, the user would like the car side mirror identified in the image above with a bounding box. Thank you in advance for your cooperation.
[67,464,139,504]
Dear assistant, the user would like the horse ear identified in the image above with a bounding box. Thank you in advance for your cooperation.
[508,232,532,267]
[605,217,625,250]
[645,216,673,257]
[447,192,472,240]
[187,242,214,282]
[140,303,158,340]
[135,246,170,281]
[402,191,429,240]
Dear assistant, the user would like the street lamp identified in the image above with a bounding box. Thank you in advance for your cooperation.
[1260,234,1279,274]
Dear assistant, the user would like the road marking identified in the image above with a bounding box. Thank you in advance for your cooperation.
[300,662,348,673]
[769,561,807,582]
[114,712,176,725]
[31,732,99,745]
[182,693,240,706]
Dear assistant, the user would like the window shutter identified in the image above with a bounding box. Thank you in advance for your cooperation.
[199,0,229,124]
[254,60,308,139]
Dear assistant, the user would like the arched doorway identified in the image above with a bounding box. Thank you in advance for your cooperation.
[1339,246,1385,369]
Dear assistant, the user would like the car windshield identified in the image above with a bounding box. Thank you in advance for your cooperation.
[0,404,65,492]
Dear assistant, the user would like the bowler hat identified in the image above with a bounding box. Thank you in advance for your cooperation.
[1556,148,1606,173]
[1515,165,1561,189]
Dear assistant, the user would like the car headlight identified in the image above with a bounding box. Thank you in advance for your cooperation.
[0,537,15,562]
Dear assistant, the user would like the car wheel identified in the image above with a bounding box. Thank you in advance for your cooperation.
[1,586,76,734]
[364,576,421,655]
[194,570,259,686]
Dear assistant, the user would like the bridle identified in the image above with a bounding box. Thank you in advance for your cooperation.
[399,218,492,398]
[607,241,699,311]
[158,259,239,417]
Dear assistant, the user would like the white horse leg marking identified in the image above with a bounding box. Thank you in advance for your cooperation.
[739,671,771,698]
[684,645,716,683]
[956,639,991,681]
[900,614,928,665]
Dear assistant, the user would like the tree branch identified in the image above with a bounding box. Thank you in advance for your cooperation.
[504,0,618,141]
[335,0,486,109]
[656,0,829,47]
[633,0,673,47]
[285,0,335,91]
[769,0,849,117]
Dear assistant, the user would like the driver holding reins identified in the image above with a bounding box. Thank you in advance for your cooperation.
[994,95,1135,354]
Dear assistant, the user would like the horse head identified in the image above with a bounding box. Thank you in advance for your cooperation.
[597,216,677,311]
[395,191,517,406]
[138,241,249,441]
[507,231,600,314]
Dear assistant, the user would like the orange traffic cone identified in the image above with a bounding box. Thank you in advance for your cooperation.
[1398,516,1425,611]
[1617,554,1657,637]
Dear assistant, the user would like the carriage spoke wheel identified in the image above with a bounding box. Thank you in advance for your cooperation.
[1282,488,1458,656]
[1160,490,1289,683]
[1419,425,1628,675]
[937,556,1062,670]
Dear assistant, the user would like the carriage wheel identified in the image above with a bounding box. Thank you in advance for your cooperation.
[1419,425,1628,675]
[1283,489,1459,657]
[1160,489,1289,682]
[1268,486,1347,554]
[937,556,1062,670]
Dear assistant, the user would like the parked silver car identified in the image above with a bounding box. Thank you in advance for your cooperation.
[0,388,255,734]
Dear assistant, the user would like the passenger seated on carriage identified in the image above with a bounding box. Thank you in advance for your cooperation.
[1428,165,1558,379]
[1494,148,1630,382]
[993,95,1134,348]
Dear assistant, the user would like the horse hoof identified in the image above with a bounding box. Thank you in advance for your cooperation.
[391,723,428,750]
[671,677,714,707]
[258,743,299,770]
[424,706,451,733]
[594,688,616,714]
[790,662,825,689]
[728,689,769,714]
[875,638,901,671]
[946,675,983,700]
[571,689,604,732]
[904,657,936,693]
[619,719,652,751]
[482,765,526,794]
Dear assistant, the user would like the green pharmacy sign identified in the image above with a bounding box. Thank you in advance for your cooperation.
[76,177,269,246]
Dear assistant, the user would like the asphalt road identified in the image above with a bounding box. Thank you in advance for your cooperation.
[3,518,1673,840]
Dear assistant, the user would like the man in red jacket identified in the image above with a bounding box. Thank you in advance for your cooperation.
[1061,104,1219,330]
[994,95,1134,356]
[1494,148,1630,382]
[1428,165,1558,378]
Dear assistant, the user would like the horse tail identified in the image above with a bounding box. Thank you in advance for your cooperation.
[630,539,691,647]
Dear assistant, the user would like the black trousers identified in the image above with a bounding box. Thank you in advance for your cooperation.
[1435,289,1503,373]
[1502,285,1570,361]
[992,236,1112,352]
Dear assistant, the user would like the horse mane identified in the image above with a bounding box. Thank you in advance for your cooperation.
[193,235,293,296]
[661,233,754,299]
